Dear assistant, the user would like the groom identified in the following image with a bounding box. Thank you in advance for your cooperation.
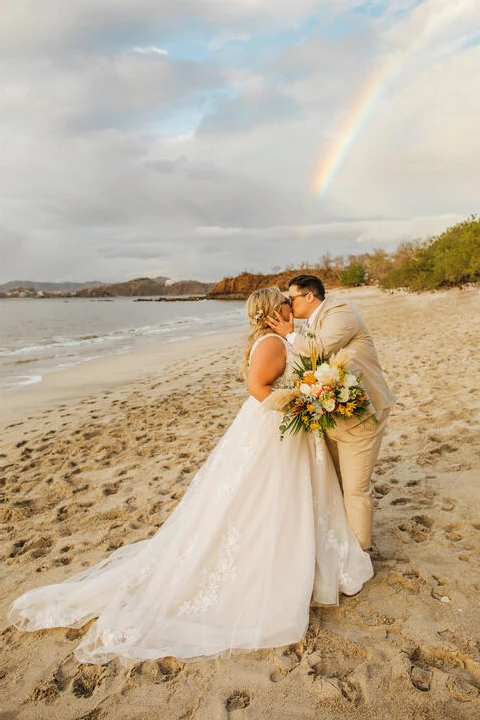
[267,274,396,550]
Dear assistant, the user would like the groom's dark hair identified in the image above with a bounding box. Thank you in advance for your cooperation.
[289,274,325,301]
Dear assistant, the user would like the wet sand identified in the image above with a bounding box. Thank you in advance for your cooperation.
[1,287,480,719]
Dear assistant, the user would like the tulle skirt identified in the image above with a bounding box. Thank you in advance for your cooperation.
[8,397,373,664]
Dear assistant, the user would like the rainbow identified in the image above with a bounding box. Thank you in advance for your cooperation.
[313,59,396,197]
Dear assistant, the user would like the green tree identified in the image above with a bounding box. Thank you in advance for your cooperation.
[340,264,366,286]
[380,216,480,290]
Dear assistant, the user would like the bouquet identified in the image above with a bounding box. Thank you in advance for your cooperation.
[265,343,371,440]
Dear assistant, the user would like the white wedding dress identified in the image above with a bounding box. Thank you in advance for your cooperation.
[8,335,373,665]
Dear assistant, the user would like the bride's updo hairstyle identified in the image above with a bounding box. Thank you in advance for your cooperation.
[243,286,285,374]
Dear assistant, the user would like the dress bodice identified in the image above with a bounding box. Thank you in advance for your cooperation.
[249,333,291,388]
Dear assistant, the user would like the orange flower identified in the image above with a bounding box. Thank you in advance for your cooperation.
[344,402,356,417]
[302,371,317,386]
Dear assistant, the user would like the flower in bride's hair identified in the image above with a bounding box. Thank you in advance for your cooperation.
[253,309,265,323]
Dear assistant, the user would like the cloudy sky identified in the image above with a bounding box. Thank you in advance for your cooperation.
[1,0,479,283]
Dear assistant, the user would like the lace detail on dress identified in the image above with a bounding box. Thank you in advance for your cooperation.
[121,562,156,591]
[100,627,141,647]
[178,522,241,616]
[34,602,82,628]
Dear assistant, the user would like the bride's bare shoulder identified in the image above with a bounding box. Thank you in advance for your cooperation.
[250,334,287,362]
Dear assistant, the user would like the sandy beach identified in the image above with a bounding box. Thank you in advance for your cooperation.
[1,286,480,720]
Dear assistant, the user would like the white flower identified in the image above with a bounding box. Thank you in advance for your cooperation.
[338,386,350,402]
[300,383,312,395]
[343,372,358,387]
[322,397,336,412]
[314,363,340,387]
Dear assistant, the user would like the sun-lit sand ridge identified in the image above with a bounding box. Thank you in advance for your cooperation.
[1,287,480,720]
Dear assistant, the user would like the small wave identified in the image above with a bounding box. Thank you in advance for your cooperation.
[11,374,43,388]
[164,335,192,344]
[53,353,106,371]
[0,336,111,357]
[0,309,246,359]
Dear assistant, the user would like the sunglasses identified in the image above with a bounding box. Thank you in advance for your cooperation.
[288,292,308,302]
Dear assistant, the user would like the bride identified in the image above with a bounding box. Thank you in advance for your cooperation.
[8,287,373,665]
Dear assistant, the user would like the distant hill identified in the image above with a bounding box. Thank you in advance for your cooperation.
[75,277,214,297]
[0,280,103,292]
[0,277,214,298]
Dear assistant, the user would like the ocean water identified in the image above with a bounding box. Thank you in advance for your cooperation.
[0,297,245,391]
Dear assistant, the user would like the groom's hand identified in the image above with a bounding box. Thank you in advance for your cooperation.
[266,310,294,338]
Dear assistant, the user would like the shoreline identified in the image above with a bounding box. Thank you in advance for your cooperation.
[1,327,246,429]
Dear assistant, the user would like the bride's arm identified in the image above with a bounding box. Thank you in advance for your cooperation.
[247,336,287,402]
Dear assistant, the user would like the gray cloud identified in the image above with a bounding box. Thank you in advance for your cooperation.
[199,83,303,133]
[0,55,226,135]
[0,0,479,284]
[0,1,345,58]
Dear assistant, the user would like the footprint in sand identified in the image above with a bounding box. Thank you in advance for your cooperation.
[7,498,37,521]
[9,534,53,559]
[334,678,364,707]
[136,657,184,683]
[442,522,467,543]
[390,497,410,506]
[28,682,59,705]
[407,645,480,702]
[225,690,252,711]
[387,567,425,594]
[270,625,368,710]
[430,574,452,602]
[72,665,106,698]
[396,515,434,543]
[102,481,120,496]
[270,646,303,682]
[72,483,89,495]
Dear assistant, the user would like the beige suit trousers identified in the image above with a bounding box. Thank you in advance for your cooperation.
[324,408,390,550]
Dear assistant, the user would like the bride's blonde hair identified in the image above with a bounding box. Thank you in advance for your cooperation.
[243,286,285,374]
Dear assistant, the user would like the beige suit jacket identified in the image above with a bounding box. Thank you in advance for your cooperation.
[291,295,396,422]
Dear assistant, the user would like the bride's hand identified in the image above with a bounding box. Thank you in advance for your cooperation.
[266,310,294,338]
